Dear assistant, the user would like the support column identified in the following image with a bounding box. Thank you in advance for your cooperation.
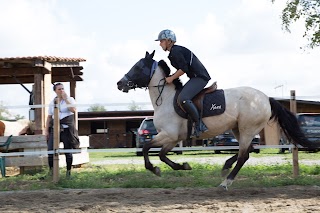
[43,69,52,132]
[70,81,78,129]
[34,73,44,135]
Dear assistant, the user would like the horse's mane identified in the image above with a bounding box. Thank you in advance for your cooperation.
[158,60,183,90]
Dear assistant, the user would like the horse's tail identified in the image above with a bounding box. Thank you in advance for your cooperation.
[269,97,318,149]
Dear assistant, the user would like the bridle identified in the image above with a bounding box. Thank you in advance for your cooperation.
[124,60,167,106]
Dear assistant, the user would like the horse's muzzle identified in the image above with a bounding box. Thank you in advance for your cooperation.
[117,78,129,93]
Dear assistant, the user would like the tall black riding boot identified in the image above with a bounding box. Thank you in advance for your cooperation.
[182,100,208,138]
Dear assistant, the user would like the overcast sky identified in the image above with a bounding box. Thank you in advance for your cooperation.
[1,0,320,118]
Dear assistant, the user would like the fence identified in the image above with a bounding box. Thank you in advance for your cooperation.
[1,90,319,182]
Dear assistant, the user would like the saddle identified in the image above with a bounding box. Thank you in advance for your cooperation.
[174,82,226,119]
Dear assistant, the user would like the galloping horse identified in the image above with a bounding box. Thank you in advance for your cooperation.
[117,51,318,190]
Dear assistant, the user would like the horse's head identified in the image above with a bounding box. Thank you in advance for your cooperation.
[117,50,157,93]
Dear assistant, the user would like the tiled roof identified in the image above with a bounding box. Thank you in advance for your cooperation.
[0,56,86,62]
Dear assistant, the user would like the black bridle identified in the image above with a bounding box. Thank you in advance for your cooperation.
[124,59,166,106]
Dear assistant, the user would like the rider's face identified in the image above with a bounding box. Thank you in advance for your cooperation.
[160,39,170,51]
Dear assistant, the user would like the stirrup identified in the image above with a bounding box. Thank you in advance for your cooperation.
[190,122,208,138]
[200,122,209,133]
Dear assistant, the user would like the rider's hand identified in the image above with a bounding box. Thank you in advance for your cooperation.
[165,76,174,84]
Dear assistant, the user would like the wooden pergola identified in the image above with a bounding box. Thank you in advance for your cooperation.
[0,56,86,134]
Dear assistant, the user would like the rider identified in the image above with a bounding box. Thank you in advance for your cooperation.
[155,29,211,138]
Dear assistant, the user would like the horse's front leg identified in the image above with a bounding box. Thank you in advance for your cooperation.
[142,140,161,176]
[159,143,192,171]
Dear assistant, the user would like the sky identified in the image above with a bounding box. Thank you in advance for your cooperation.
[1,0,320,118]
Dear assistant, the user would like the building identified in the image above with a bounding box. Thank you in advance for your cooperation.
[78,110,153,148]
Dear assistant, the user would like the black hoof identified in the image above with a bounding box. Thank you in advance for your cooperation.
[183,162,192,170]
[153,166,161,176]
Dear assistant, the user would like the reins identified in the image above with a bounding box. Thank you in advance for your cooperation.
[150,77,166,106]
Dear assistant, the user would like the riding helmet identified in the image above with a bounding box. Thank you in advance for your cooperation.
[155,29,176,42]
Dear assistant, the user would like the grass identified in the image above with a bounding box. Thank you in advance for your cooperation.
[0,149,319,191]
[88,148,320,162]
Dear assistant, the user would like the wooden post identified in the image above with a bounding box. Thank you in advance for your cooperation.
[53,98,60,183]
[290,90,299,177]
[70,80,78,129]
[34,73,44,135]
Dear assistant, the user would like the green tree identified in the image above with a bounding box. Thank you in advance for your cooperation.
[128,101,142,111]
[87,104,106,112]
[272,0,320,49]
[0,101,11,120]
[14,114,25,120]
[0,101,25,120]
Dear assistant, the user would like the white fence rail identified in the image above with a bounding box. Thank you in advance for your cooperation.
[0,144,300,157]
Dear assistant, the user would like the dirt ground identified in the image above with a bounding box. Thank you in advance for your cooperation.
[0,186,319,213]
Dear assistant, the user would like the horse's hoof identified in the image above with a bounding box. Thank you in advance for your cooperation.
[183,162,192,170]
[221,169,229,177]
[153,166,161,176]
[219,179,233,191]
[218,184,228,191]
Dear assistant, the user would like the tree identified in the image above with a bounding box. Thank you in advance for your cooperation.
[87,104,106,112]
[128,101,142,111]
[0,101,11,120]
[0,101,25,120]
[272,0,320,49]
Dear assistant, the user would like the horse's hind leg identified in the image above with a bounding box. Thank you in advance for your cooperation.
[221,154,238,177]
[221,128,240,177]
[219,136,252,190]
[159,144,192,171]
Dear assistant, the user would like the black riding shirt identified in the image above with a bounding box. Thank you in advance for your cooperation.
[168,45,211,81]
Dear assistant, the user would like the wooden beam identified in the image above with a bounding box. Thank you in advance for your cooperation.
[50,61,80,67]
[0,67,51,75]
[0,75,83,84]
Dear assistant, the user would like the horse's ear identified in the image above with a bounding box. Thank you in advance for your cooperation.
[145,50,155,59]
[150,50,155,59]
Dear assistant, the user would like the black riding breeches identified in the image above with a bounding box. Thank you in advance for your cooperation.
[48,128,73,170]
[177,77,208,104]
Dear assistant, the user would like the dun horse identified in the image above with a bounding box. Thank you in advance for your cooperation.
[117,51,318,190]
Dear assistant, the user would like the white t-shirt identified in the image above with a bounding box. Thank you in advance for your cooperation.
[48,97,76,128]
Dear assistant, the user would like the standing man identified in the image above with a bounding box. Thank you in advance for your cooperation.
[45,83,80,178]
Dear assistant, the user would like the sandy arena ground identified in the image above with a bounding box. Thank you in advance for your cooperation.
[0,185,319,212]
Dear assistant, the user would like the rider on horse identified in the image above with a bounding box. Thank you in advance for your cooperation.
[155,29,211,138]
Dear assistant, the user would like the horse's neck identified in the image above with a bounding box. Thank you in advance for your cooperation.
[148,67,175,111]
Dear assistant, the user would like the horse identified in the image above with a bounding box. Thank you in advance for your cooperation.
[117,50,319,190]
[0,119,35,136]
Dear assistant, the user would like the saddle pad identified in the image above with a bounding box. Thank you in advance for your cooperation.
[202,89,226,117]
[174,89,226,119]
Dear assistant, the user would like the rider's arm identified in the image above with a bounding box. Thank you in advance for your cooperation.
[166,69,185,84]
